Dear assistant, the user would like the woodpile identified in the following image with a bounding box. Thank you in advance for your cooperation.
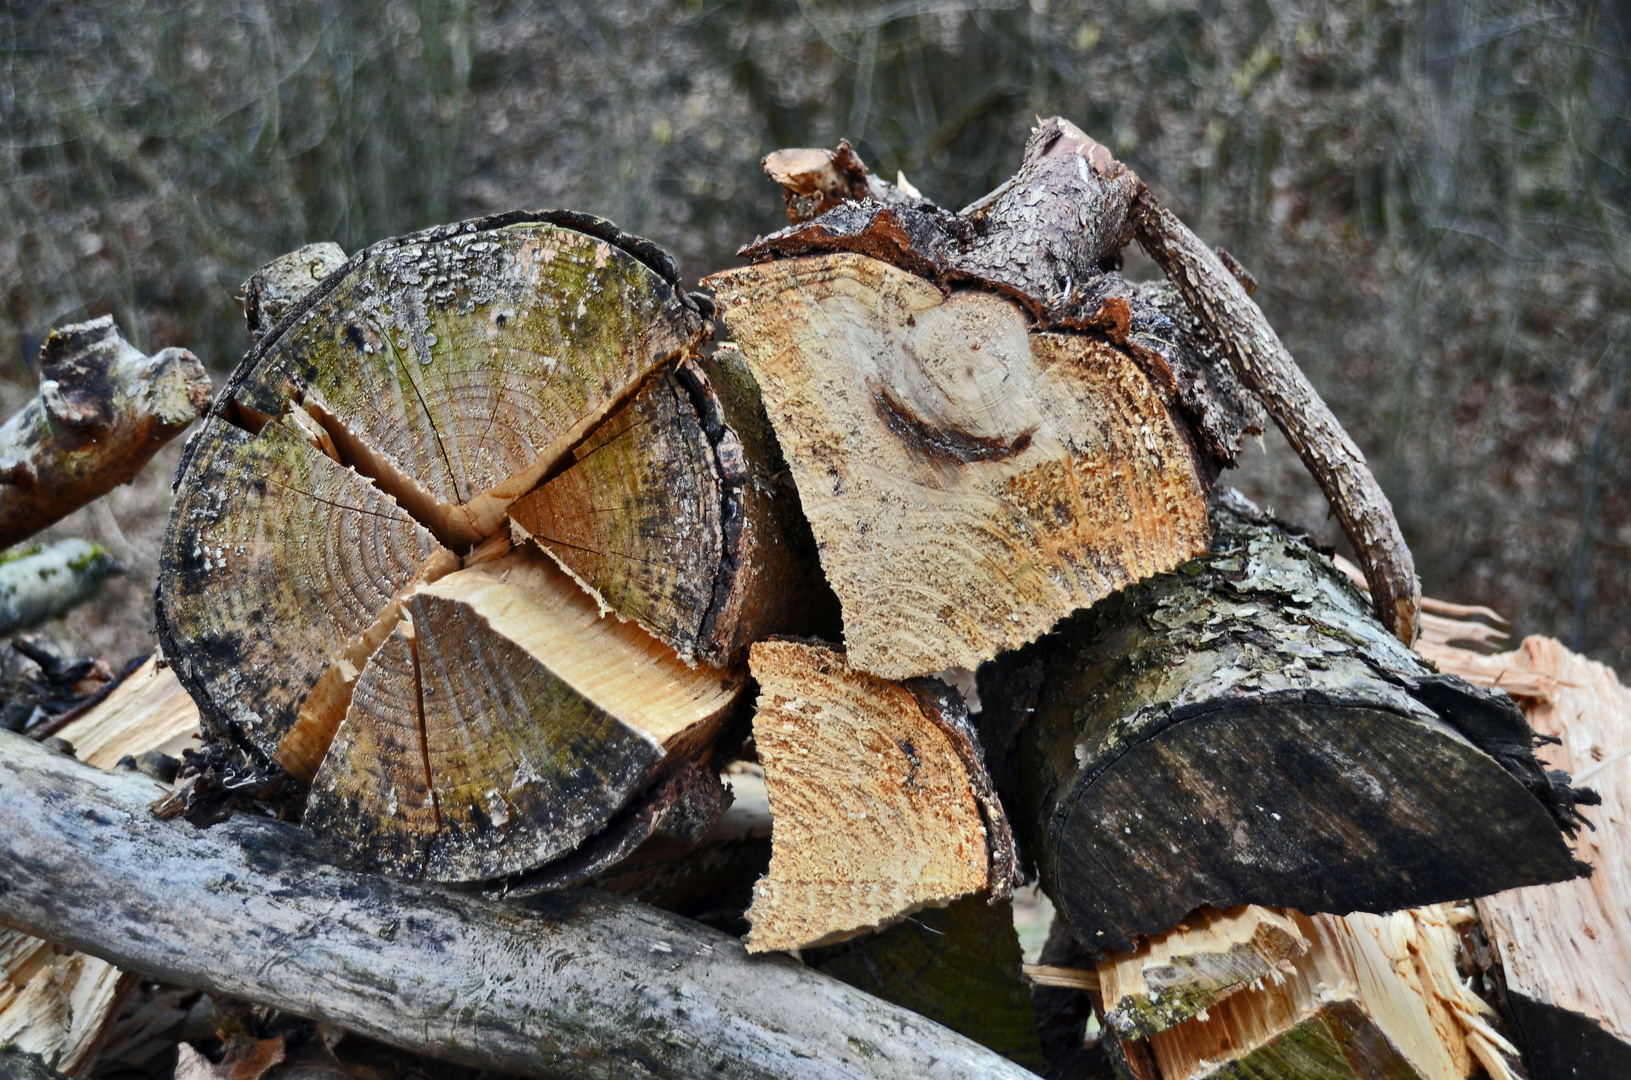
[0,118,1623,1080]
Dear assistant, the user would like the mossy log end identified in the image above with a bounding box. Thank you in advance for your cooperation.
[158,213,824,885]
[978,494,1588,952]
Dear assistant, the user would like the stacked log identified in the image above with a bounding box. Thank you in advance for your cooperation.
[0,116,1620,1080]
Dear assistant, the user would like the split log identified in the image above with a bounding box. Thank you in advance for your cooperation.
[977,492,1586,951]
[0,316,210,550]
[52,655,199,769]
[304,544,744,880]
[1096,905,1522,1080]
[1128,192,1422,646]
[1468,637,1631,1079]
[707,120,1268,681]
[0,540,120,637]
[158,213,826,883]
[0,730,1039,1080]
[706,255,1213,680]
[744,639,1014,952]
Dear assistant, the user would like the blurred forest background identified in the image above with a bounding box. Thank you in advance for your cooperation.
[1,0,1628,670]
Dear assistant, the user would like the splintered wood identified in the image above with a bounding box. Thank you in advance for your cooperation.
[1473,636,1631,1071]
[745,640,993,952]
[160,215,824,883]
[1104,905,1520,1080]
[708,254,1209,680]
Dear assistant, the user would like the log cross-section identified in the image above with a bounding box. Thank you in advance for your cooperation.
[159,214,827,885]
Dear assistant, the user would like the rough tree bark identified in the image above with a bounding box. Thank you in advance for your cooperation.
[0,540,120,637]
[1128,193,1422,646]
[977,493,1587,952]
[0,316,210,550]
[0,731,1039,1080]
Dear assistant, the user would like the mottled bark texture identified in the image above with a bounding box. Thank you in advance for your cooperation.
[1129,194,1422,646]
[0,731,1039,1080]
[0,540,120,637]
[240,242,349,341]
[978,493,1588,952]
[0,316,210,549]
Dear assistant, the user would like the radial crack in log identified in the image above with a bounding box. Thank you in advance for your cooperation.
[978,492,1587,952]
[158,416,450,765]
[744,640,1012,952]
[707,254,1210,679]
[305,547,745,881]
[0,316,211,550]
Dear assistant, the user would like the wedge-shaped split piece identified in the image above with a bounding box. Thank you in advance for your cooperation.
[745,639,1012,953]
[306,548,745,881]
[509,353,831,667]
[157,415,450,763]
[707,254,1211,679]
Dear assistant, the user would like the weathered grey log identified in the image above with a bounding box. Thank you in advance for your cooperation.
[977,492,1588,953]
[0,730,1039,1080]
[0,317,210,549]
[0,539,120,636]
[1129,193,1422,646]
[240,242,349,341]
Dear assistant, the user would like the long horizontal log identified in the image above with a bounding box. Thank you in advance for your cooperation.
[0,731,1037,1080]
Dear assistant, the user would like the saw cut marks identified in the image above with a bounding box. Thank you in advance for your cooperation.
[225,217,708,548]
[707,253,1209,679]
[158,415,449,764]
[745,640,991,953]
[306,547,745,881]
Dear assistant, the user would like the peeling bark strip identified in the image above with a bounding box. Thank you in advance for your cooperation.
[0,732,1039,1080]
[1129,194,1423,646]
[158,214,830,886]
[0,317,210,549]
[978,493,1586,952]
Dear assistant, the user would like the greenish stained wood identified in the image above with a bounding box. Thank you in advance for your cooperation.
[304,625,440,875]
[223,217,706,544]
[157,415,444,760]
[979,493,1584,952]
[410,587,665,882]
[1204,1001,1424,1080]
[806,895,1047,1071]
[509,370,723,662]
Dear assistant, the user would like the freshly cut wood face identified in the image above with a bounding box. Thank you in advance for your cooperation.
[707,253,1210,679]
[745,639,991,953]
[0,931,130,1077]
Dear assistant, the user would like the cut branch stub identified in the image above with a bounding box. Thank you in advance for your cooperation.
[978,493,1587,952]
[158,213,782,884]
[744,639,1013,953]
[707,253,1210,679]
